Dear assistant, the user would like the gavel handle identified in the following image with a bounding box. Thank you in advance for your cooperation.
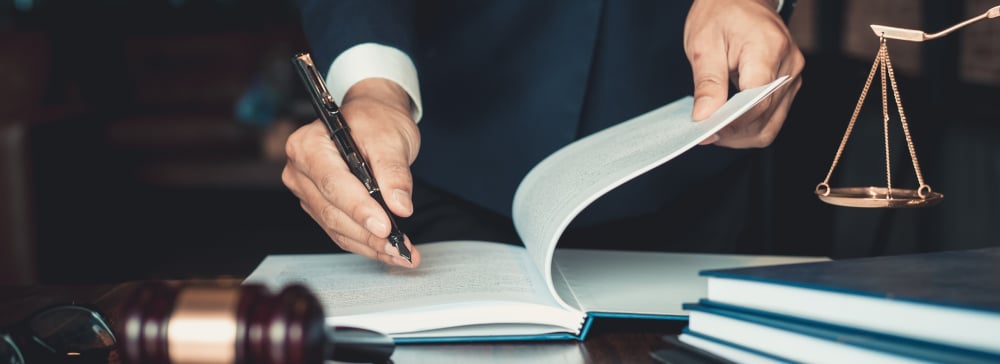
[326,326,395,363]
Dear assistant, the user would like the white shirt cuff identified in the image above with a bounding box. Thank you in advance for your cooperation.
[326,43,424,122]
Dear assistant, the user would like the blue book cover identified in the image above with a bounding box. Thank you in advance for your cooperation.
[683,301,1000,364]
[677,330,792,364]
[698,247,1000,354]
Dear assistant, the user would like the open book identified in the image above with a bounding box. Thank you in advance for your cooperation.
[244,76,823,342]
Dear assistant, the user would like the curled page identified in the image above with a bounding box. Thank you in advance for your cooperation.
[511,76,791,311]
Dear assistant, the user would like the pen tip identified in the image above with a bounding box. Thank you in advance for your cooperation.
[398,245,412,263]
[389,233,412,263]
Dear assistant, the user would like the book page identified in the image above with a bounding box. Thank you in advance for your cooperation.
[511,77,791,311]
[553,249,827,316]
[244,241,558,316]
[243,241,585,335]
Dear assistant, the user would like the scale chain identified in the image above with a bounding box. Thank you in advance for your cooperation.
[883,40,930,196]
[816,35,935,203]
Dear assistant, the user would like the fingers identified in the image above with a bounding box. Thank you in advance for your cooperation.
[714,75,802,149]
[287,121,390,235]
[714,33,804,148]
[299,188,420,268]
[283,108,421,267]
[284,155,421,268]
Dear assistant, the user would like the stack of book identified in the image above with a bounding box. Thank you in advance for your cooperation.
[678,247,1000,363]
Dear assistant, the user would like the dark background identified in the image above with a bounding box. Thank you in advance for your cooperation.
[1,0,998,285]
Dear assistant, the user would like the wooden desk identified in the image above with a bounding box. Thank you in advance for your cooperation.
[0,279,690,364]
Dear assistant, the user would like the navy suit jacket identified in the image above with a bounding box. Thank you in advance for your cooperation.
[298,1,793,225]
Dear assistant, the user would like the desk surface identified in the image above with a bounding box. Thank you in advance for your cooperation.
[0,279,691,364]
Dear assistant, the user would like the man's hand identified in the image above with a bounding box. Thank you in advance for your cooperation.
[685,0,805,148]
[282,78,422,267]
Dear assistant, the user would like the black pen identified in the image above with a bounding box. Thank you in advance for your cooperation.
[292,53,411,263]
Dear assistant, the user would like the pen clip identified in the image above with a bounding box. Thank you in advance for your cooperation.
[293,53,340,114]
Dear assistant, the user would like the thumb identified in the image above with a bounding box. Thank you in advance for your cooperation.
[377,159,415,218]
[689,46,731,121]
[362,136,416,218]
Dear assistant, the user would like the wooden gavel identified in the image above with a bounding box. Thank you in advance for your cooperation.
[119,282,394,364]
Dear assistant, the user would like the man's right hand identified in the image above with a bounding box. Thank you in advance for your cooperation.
[282,78,422,268]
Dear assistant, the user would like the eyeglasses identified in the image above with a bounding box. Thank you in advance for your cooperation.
[0,305,117,364]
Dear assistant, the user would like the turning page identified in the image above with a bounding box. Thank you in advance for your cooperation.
[511,76,792,311]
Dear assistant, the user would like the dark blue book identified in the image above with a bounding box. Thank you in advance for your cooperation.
[682,301,1000,364]
[698,247,1000,355]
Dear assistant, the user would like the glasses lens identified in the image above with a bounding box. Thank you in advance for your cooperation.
[27,306,116,357]
[0,334,25,364]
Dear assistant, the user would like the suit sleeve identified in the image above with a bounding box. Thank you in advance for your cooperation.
[778,0,797,24]
[297,0,416,77]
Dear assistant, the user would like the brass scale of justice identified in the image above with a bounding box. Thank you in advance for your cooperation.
[814,5,999,208]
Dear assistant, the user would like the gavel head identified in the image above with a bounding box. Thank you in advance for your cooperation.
[120,282,326,364]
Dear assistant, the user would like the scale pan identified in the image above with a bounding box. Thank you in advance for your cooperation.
[817,186,943,208]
